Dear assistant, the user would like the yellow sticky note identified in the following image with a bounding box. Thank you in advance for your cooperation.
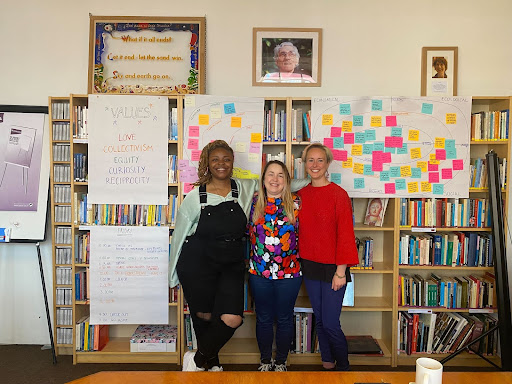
[342,121,353,131]
[235,142,246,152]
[184,96,195,107]
[251,133,262,143]
[434,137,445,148]
[353,163,364,174]
[401,166,412,177]
[429,153,440,165]
[198,114,209,125]
[446,113,457,124]
[408,182,419,193]
[342,157,353,168]
[410,147,421,159]
[248,153,259,162]
[322,114,333,125]
[351,144,363,156]
[421,181,432,192]
[371,116,382,127]
[210,107,222,119]
[231,116,242,128]
[408,130,419,141]
[417,161,427,172]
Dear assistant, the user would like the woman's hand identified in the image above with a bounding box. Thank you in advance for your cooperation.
[331,273,346,291]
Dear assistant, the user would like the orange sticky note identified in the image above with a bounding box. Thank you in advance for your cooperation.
[342,157,353,168]
[198,114,209,125]
[342,121,353,131]
[250,133,262,143]
[231,116,242,128]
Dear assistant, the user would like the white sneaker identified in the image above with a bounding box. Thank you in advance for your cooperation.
[273,362,287,372]
[182,351,205,371]
[208,366,224,371]
[258,360,274,372]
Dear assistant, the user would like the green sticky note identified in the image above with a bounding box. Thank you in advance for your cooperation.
[422,103,433,114]
[353,115,364,126]
[363,143,373,155]
[339,104,351,115]
[395,179,406,190]
[380,170,390,181]
[354,178,365,189]
[374,142,384,151]
[363,164,374,175]
[433,184,444,195]
[445,139,455,149]
[397,143,408,155]
[390,167,401,178]
[411,167,422,178]
[446,147,457,159]
[372,99,383,111]
[365,129,376,141]
[330,173,342,184]
[333,137,344,148]
[384,147,396,154]
[355,132,366,143]
[391,127,402,137]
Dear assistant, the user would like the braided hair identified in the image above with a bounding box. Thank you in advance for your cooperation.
[194,140,234,186]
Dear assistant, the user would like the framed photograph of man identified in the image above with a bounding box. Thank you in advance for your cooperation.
[253,28,322,87]
[421,46,458,97]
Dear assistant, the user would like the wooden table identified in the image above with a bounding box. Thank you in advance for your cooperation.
[66,371,512,384]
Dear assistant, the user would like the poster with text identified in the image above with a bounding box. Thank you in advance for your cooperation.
[88,95,168,204]
[90,226,169,324]
[311,96,472,198]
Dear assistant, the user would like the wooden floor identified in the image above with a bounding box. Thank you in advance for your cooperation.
[66,371,512,384]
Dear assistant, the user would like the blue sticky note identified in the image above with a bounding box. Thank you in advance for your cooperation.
[397,143,408,155]
[372,99,383,111]
[446,147,457,159]
[330,173,342,184]
[422,103,433,114]
[391,127,402,137]
[354,178,365,189]
[390,166,401,178]
[380,171,390,181]
[355,132,366,143]
[363,164,374,175]
[395,179,406,190]
[363,143,374,155]
[224,103,236,114]
[353,115,364,126]
[339,104,351,115]
[411,167,422,178]
[374,142,384,151]
[333,137,344,148]
[445,139,455,149]
[384,147,396,154]
[433,184,444,195]
[365,129,376,141]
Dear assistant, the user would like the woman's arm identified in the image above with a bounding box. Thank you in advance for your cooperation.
[290,178,310,192]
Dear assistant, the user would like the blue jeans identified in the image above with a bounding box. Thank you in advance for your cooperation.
[249,274,302,363]
[304,277,349,371]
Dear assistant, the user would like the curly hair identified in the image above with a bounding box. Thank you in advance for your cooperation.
[432,56,448,70]
[194,140,234,186]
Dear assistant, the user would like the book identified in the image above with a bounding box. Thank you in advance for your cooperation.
[346,335,383,355]
[363,198,389,227]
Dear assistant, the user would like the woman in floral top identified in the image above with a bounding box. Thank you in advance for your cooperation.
[248,160,302,372]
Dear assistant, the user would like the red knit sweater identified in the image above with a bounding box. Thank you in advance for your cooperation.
[297,183,359,266]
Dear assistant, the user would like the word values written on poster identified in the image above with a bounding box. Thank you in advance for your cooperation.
[90,226,169,324]
[311,96,472,198]
[87,95,168,205]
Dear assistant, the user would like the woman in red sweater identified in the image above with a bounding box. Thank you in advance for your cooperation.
[297,143,359,371]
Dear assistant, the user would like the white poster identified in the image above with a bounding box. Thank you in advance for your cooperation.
[90,226,169,324]
[311,96,472,198]
[182,95,264,192]
[88,95,168,204]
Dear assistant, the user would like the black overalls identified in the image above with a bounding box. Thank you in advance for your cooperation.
[176,179,247,365]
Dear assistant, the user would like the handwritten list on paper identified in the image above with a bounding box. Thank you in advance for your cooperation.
[90,226,169,325]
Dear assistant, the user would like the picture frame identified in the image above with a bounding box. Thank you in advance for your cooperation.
[253,28,322,87]
[363,198,389,227]
[88,16,205,95]
[421,46,458,97]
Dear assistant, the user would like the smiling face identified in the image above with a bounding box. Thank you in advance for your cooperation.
[264,163,286,198]
[208,147,234,181]
[434,61,446,74]
[305,147,329,182]
[276,45,299,73]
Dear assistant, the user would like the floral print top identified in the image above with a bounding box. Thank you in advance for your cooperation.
[248,194,301,279]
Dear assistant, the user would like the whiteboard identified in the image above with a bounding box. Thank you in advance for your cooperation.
[0,106,50,241]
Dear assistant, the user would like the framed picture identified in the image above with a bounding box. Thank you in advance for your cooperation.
[363,198,389,227]
[421,46,458,96]
[253,28,322,87]
[88,16,205,95]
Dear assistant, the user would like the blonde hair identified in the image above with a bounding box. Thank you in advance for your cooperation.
[252,160,297,224]
[194,140,234,186]
[302,142,333,164]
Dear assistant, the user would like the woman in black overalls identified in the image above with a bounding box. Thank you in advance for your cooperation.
[176,140,248,371]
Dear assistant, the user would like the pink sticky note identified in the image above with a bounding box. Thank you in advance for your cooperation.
[386,116,397,126]
[385,183,396,194]
[428,162,439,172]
[184,183,195,194]
[435,149,446,160]
[442,168,453,179]
[188,138,199,150]
[324,137,334,149]
[382,152,392,163]
[344,133,355,144]
[372,151,383,172]
[330,127,342,137]
[191,150,201,162]
[453,159,463,170]
[178,159,189,170]
[249,142,261,153]
[384,136,403,148]
[429,172,440,183]
[188,126,200,137]
[332,149,348,162]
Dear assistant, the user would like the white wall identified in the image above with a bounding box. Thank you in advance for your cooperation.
[1,0,511,343]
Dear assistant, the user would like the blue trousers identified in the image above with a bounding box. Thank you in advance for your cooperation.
[304,277,349,370]
[249,274,302,363]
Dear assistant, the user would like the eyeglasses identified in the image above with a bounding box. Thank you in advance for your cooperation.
[278,51,297,58]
